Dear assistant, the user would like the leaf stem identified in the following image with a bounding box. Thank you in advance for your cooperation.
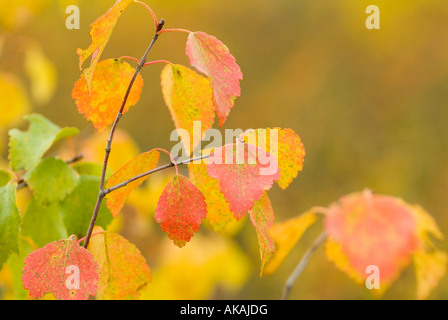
[158,28,191,35]
[119,55,140,64]
[134,0,158,30]
[143,60,174,67]
[78,230,105,245]
[83,19,165,249]
[282,231,327,300]
[151,148,179,175]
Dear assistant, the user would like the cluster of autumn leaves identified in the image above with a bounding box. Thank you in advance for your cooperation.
[0,0,446,300]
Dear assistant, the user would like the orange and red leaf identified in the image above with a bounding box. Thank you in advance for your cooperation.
[243,128,305,190]
[206,143,280,220]
[155,175,207,248]
[22,236,99,300]
[186,32,242,126]
[324,190,420,286]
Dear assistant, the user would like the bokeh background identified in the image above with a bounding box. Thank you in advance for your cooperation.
[0,0,447,299]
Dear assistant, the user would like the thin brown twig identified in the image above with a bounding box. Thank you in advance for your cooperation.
[103,153,211,195]
[83,19,165,249]
[282,231,327,300]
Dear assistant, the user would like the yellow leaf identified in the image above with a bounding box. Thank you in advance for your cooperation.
[409,205,446,299]
[24,43,57,106]
[264,211,316,275]
[87,226,152,300]
[413,249,447,300]
[161,64,215,154]
[0,72,30,127]
[140,234,250,299]
[410,205,444,245]
[0,0,50,29]
[80,129,140,172]
[325,237,364,285]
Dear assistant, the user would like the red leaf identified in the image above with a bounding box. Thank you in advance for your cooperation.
[154,175,207,248]
[206,143,280,220]
[186,32,243,126]
[22,236,99,300]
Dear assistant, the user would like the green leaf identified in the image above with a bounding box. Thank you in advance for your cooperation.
[7,239,34,300]
[21,198,68,248]
[59,175,113,237]
[0,182,20,267]
[8,114,79,171]
[0,170,12,187]
[24,157,80,205]
[72,162,112,179]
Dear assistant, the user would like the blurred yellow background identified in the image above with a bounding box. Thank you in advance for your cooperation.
[0,0,447,299]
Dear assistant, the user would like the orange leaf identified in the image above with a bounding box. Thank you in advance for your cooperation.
[105,150,160,217]
[186,32,243,126]
[161,64,215,154]
[248,193,275,276]
[77,0,135,90]
[155,175,207,248]
[72,59,143,132]
[87,226,152,300]
[22,236,99,300]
